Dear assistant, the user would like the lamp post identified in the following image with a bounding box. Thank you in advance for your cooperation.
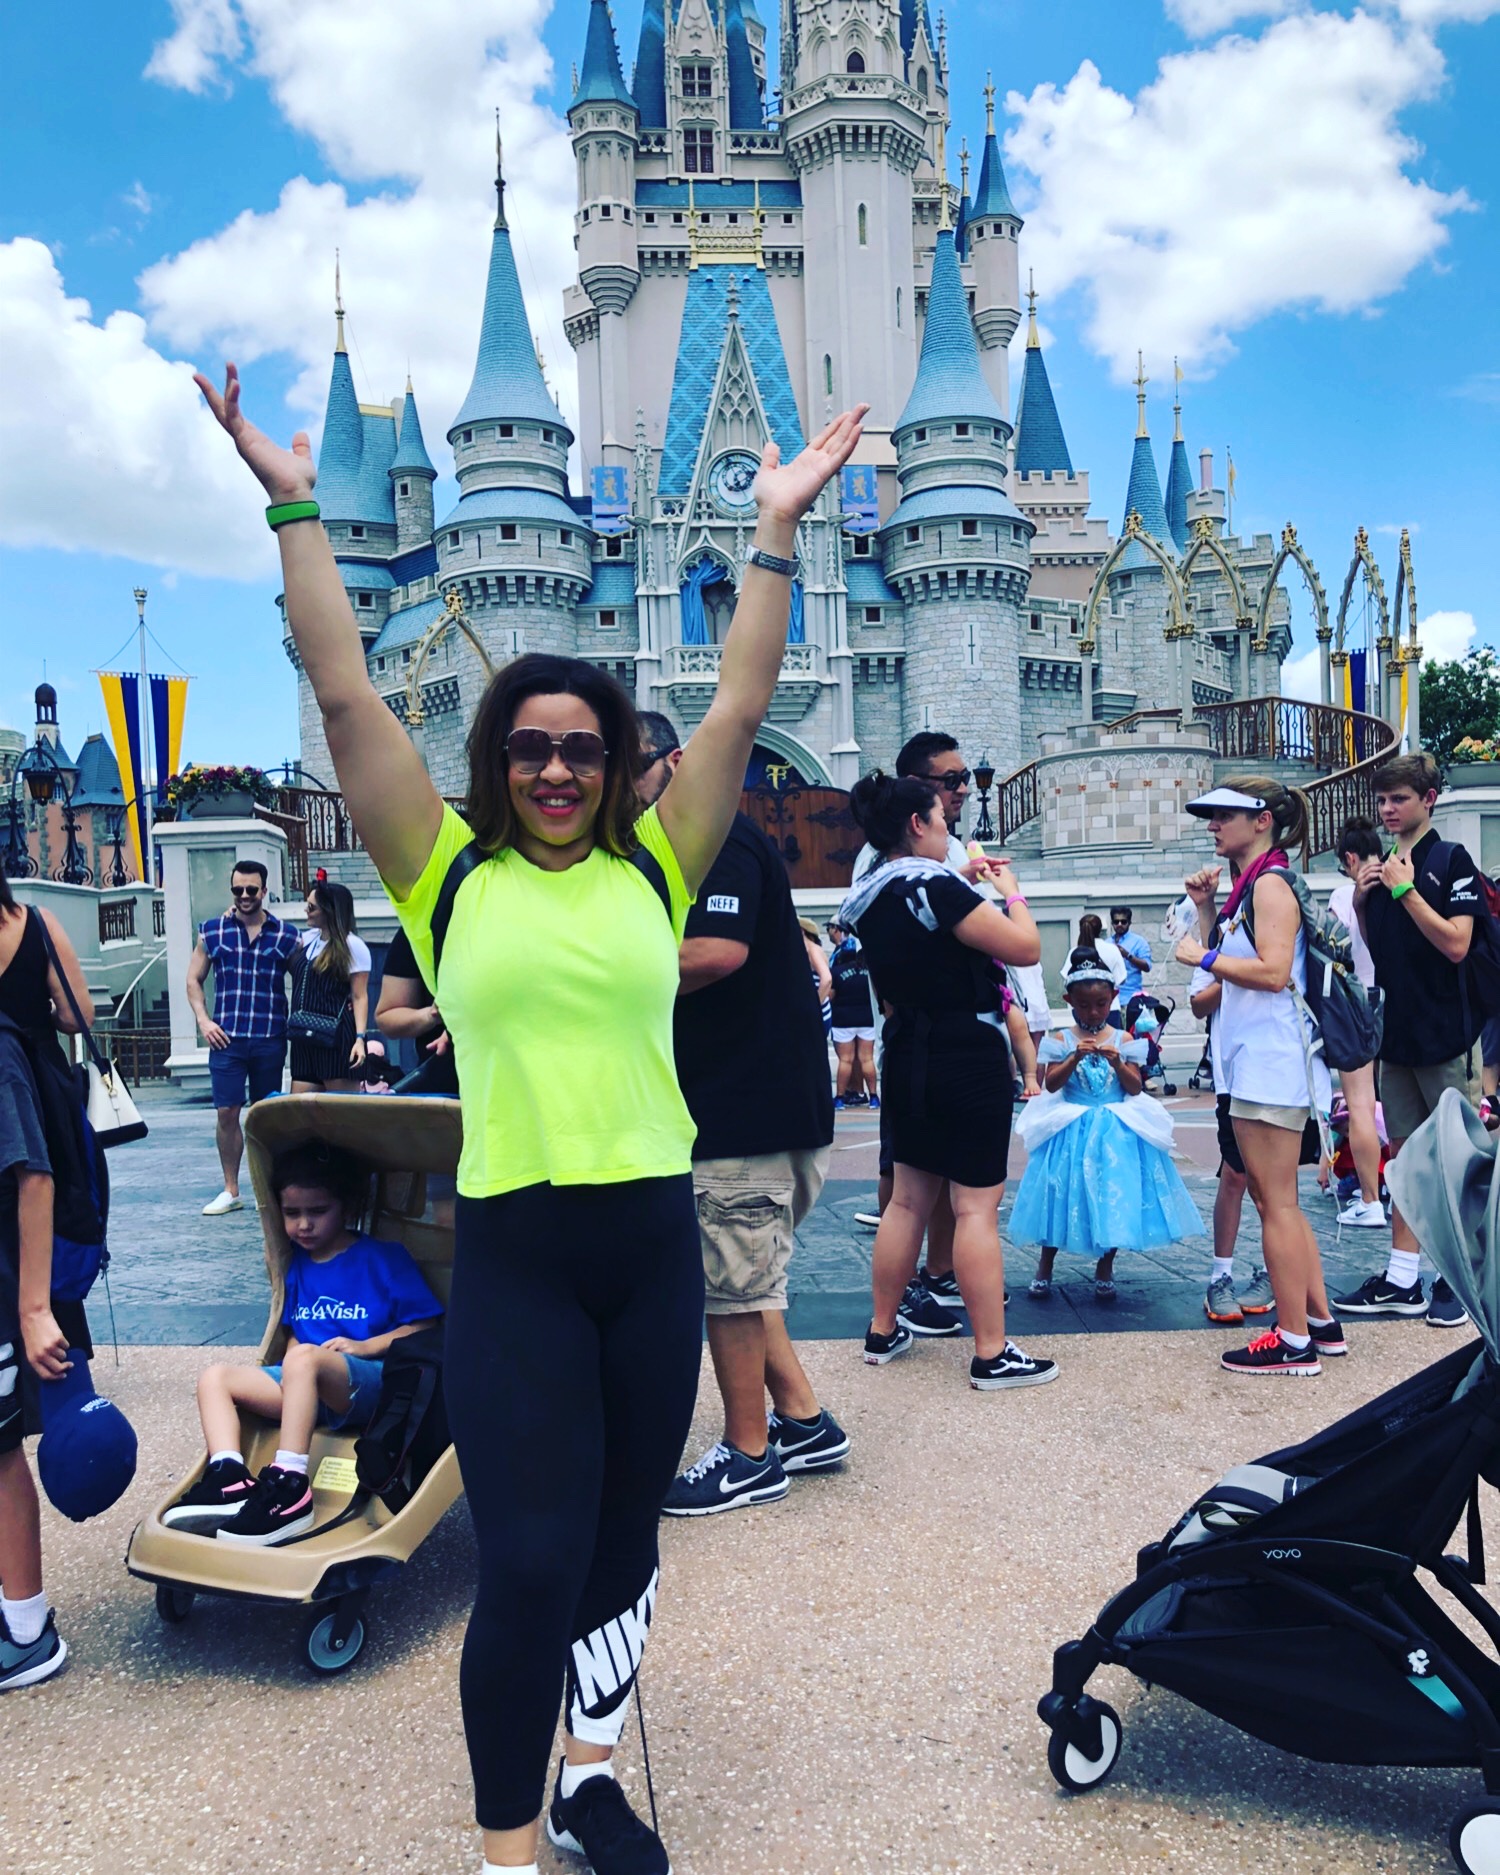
[103,807,132,887]
[17,737,92,886]
[3,761,39,879]
[972,755,997,843]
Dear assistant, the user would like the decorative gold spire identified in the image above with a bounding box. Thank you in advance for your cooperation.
[1026,270,1039,349]
[1134,351,1149,438]
[334,249,346,354]
[494,109,508,231]
[959,137,970,195]
[984,72,996,137]
[1172,357,1184,442]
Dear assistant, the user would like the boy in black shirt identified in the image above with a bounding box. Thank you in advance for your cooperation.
[1335,751,1479,1328]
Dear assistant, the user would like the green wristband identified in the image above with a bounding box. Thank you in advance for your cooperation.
[266,500,321,530]
[1390,880,1414,900]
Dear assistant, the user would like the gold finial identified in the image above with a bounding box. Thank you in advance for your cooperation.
[959,137,970,194]
[535,333,548,385]
[1026,269,1039,348]
[984,72,996,137]
[494,109,508,231]
[1172,357,1184,442]
[1281,522,1299,550]
[1355,523,1369,554]
[405,372,414,394]
[334,249,346,354]
[1134,350,1148,438]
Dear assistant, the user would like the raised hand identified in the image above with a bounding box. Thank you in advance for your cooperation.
[753,405,870,525]
[1184,866,1222,907]
[194,361,316,505]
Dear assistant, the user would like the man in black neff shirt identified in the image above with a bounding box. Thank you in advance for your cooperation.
[1334,751,1480,1328]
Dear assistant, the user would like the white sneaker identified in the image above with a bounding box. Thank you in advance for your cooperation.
[202,1190,244,1216]
[1338,1197,1388,1228]
[854,1211,881,1230]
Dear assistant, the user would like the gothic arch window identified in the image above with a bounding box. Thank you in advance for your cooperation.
[917,67,929,97]
[823,354,834,398]
[857,203,868,245]
[845,50,865,72]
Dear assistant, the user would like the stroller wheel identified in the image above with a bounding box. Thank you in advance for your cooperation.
[154,1583,195,1624]
[1162,1083,1179,1096]
[304,1606,368,1676]
[1046,1698,1122,1792]
[1452,1800,1500,1875]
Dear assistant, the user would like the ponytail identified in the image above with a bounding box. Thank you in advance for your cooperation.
[1221,773,1310,859]
[849,769,942,857]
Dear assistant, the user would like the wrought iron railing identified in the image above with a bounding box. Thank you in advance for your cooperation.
[995,762,1039,844]
[266,789,468,893]
[99,899,136,943]
[152,897,166,937]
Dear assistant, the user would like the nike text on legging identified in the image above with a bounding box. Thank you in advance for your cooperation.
[446,1175,704,1832]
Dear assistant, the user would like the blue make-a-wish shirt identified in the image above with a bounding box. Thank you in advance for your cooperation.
[282,1235,442,1346]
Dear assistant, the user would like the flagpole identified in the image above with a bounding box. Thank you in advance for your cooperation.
[133,587,155,889]
[1225,447,1234,541]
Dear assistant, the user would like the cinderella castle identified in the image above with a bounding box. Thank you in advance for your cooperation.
[289,0,1295,799]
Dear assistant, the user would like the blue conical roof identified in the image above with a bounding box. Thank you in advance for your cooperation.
[72,734,125,810]
[1014,337,1073,476]
[895,229,1005,434]
[899,0,936,55]
[972,130,1016,219]
[954,189,971,258]
[725,0,761,128]
[452,222,572,436]
[391,386,436,478]
[1165,435,1192,553]
[316,350,396,524]
[633,0,667,125]
[1119,435,1172,569]
[573,0,635,108]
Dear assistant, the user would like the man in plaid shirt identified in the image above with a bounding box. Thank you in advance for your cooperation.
[185,859,299,1215]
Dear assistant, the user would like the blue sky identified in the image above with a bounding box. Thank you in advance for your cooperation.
[2,0,1497,776]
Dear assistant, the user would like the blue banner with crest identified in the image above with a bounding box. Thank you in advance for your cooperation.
[841,464,879,534]
[591,465,631,537]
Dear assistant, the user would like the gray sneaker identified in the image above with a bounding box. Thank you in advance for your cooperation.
[1239,1266,1275,1316]
[0,1609,67,1691]
[1204,1273,1243,1324]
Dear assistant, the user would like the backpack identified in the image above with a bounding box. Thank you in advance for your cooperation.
[352,1322,450,1515]
[1242,869,1384,1073]
[0,1011,109,1301]
[1429,840,1500,1040]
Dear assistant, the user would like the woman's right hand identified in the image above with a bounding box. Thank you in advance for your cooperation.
[1184,866,1222,907]
[193,361,316,505]
[991,864,1020,900]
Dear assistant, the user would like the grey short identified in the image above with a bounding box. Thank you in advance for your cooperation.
[693,1147,830,1316]
[1380,1055,1480,1142]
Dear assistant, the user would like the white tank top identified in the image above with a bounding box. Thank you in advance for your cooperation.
[1214,878,1331,1112]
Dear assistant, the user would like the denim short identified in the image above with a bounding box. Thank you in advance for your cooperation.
[264,1352,385,1432]
[208,1036,287,1109]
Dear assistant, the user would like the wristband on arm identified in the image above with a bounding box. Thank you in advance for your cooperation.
[1201,947,1221,973]
[266,500,321,530]
[1390,881,1415,901]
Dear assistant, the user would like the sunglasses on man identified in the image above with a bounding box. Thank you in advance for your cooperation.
[230,885,263,899]
[927,768,971,792]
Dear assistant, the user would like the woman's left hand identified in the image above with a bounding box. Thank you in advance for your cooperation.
[1175,935,1207,968]
[752,406,870,524]
[349,1036,367,1068]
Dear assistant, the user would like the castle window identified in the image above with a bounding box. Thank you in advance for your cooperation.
[448,532,460,547]
[560,530,572,546]
[644,212,656,224]
[961,519,979,537]
[598,609,618,630]
[500,524,518,542]
[462,430,473,444]
[542,428,555,443]
[823,354,833,397]
[605,537,624,558]
[851,535,872,556]
[350,524,365,538]
[1069,617,1081,635]
[1030,612,1044,632]
[377,657,386,671]
[683,127,715,173]
[600,204,611,218]
[846,50,866,73]
[682,62,713,98]
[727,213,739,225]
[955,423,970,438]
[499,424,513,438]
[1117,572,1132,589]
[905,526,920,544]
[857,203,868,246]
[913,427,927,443]
[356,591,374,607]
[783,213,794,224]
[402,649,413,664]
[865,606,882,623]
[397,481,409,497]
[673,212,684,224]
[917,67,929,97]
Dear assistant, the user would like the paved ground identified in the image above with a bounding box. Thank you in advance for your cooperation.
[101,1083,1406,1349]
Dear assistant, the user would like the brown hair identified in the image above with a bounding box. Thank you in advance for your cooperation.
[464,653,645,859]
[308,879,356,979]
[849,769,942,855]
[1078,912,1104,945]
[1371,750,1441,800]
[1219,773,1311,857]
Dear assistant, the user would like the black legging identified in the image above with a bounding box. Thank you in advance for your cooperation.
[446,1175,704,1832]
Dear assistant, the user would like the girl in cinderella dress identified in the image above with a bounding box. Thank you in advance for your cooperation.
[1013,950,1202,1301]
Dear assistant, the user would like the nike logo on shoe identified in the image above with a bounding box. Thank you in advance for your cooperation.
[721,1464,773,1493]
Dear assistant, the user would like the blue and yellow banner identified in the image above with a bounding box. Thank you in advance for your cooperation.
[591,465,630,537]
[150,674,188,790]
[841,464,878,534]
[97,671,188,881]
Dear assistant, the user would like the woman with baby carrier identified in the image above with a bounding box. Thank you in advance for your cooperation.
[197,356,865,1875]
[1174,778,1341,1377]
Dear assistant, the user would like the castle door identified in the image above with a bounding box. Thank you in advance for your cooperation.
[739,756,861,890]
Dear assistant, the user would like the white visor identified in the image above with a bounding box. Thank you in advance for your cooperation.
[1186,786,1267,819]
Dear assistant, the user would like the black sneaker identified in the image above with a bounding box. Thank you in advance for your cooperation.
[918,1268,965,1310]
[0,1608,66,1691]
[1331,1272,1427,1317]
[1308,1318,1349,1358]
[547,1763,669,1874]
[768,1408,851,1473]
[215,1465,315,1546]
[898,1279,962,1337]
[1427,1278,1471,1329]
[660,1441,788,1517]
[162,1456,257,1527]
[863,1322,915,1365]
[1221,1330,1322,1376]
[969,1342,1059,1390]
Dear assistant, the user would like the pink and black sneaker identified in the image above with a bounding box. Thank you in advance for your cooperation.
[162,1457,258,1527]
[1221,1330,1322,1377]
[215,1465,316,1546]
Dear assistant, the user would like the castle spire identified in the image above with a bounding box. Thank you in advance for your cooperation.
[572,0,635,109]
[1120,359,1172,557]
[984,71,996,137]
[894,227,1004,434]
[494,110,507,231]
[334,250,346,354]
[1013,277,1073,477]
[1164,358,1192,552]
[632,0,667,126]
[971,76,1017,220]
[1026,270,1039,349]
[1134,351,1149,439]
[725,0,762,129]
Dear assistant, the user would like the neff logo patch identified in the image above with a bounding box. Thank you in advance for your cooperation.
[706,895,740,914]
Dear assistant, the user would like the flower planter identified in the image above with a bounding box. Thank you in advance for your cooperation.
[1444,764,1500,791]
[184,791,257,819]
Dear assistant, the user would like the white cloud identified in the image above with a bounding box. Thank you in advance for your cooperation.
[1167,0,1500,35]
[143,0,243,94]
[0,239,277,578]
[1005,10,1472,384]
[1281,644,1323,701]
[123,181,156,217]
[1418,609,1478,664]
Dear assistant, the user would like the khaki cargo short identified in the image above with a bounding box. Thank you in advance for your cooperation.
[694,1146,830,1316]
[1380,1055,1480,1142]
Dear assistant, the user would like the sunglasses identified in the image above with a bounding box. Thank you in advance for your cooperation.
[505,728,609,777]
[231,885,263,898]
[638,746,677,770]
[927,768,971,792]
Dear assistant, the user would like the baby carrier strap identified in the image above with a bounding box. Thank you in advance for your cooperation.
[429,837,673,977]
[353,1323,450,1516]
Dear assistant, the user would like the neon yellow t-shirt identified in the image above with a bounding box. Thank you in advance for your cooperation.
[388,805,697,1197]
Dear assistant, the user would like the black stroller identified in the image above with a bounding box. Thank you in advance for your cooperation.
[1038,1092,1500,1875]
[1124,991,1177,1096]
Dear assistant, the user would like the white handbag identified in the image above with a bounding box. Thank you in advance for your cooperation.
[34,910,149,1148]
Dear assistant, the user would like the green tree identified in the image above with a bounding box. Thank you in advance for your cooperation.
[1420,648,1500,773]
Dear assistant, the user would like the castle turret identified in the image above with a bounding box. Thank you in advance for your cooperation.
[632,0,668,125]
[1105,358,1177,719]
[966,76,1022,417]
[881,223,1032,778]
[1117,356,1172,562]
[1164,362,1192,554]
[390,380,437,553]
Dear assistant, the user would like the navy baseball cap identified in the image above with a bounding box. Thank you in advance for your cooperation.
[37,1351,137,1522]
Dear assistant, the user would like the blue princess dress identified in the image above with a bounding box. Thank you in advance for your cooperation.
[1010,1036,1203,1255]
